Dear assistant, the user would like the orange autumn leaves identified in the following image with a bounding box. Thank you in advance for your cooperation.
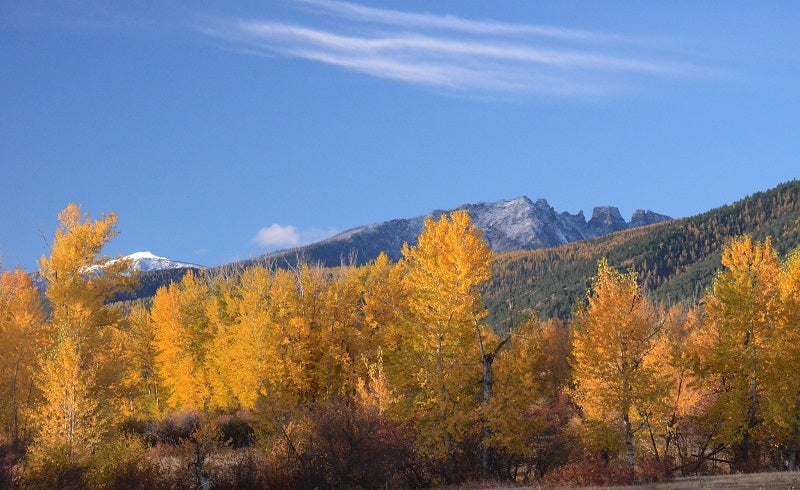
[572,236,800,471]
[8,203,800,483]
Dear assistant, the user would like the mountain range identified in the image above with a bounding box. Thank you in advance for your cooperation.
[120,181,800,332]
[482,180,800,326]
[253,197,671,268]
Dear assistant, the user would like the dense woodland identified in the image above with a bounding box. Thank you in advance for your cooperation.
[485,180,800,324]
[3,189,800,488]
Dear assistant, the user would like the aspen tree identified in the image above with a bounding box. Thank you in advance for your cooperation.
[769,247,800,469]
[208,267,272,410]
[0,269,45,448]
[151,271,214,411]
[571,259,667,470]
[29,203,133,474]
[486,316,548,471]
[699,236,781,470]
[400,210,493,478]
[315,265,370,400]
[28,334,104,469]
[124,303,161,416]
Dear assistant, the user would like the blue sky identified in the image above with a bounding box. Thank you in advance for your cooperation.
[2,1,799,271]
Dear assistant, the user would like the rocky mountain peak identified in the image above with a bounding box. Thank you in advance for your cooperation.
[587,206,628,236]
[258,196,673,268]
[629,209,672,228]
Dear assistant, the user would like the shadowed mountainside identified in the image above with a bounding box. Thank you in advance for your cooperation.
[483,180,800,329]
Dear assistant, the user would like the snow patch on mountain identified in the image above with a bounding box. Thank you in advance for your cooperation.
[123,251,205,272]
[93,251,205,273]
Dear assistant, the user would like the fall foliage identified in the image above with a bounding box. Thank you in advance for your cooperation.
[7,202,800,487]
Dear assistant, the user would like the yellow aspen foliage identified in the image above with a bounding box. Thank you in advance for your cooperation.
[38,203,133,337]
[647,305,704,464]
[397,210,493,466]
[697,236,781,469]
[766,246,800,468]
[27,333,106,471]
[571,258,668,469]
[486,315,548,461]
[488,315,573,468]
[261,268,314,405]
[527,317,572,399]
[362,253,405,337]
[208,268,272,410]
[29,203,133,471]
[362,253,414,402]
[123,303,162,417]
[208,266,311,410]
[290,264,329,402]
[314,265,370,400]
[0,269,45,447]
[38,204,135,413]
[356,347,397,415]
[150,271,214,411]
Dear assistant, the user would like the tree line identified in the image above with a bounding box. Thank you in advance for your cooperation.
[2,202,800,488]
[485,180,800,323]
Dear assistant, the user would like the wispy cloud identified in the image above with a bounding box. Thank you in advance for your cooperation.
[297,0,616,42]
[253,224,337,250]
[200,0,711,98]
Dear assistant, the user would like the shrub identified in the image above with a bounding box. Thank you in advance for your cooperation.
[539,460,634,487]
[0,444,23,489]
[152,411,199,445]
[84,433,160,490]
[18,443,86,490]
[259,399,418,489]
[205,448,270,489]
[218,414,255,448]
[637,457,674,483]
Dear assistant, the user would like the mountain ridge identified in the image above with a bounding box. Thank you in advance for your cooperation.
[120,180,800,331]
[123,251,205,272]
[91,251,205,273]
[483,180,800,326]
[256,196,671,268]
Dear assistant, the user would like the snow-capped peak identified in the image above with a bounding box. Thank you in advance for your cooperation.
[123,251,205,272]
[127,251,161,261]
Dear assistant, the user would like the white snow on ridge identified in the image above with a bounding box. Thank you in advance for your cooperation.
[124,251,205,272]
[91,251,205,273]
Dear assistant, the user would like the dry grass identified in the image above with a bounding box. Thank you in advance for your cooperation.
[533,471,800,490]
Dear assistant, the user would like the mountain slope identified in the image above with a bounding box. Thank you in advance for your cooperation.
[123,251,205,272]
[257,197,670,268]
[483,180,800,329]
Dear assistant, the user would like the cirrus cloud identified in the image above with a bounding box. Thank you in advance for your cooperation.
[198,0,715,99]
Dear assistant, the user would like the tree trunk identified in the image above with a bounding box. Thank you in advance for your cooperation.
[738,332,760,471]
[481,353,493,480]
[790,392,800,471]
[622,411,635,471]
[436,333,457,483]
[11,358,20,450]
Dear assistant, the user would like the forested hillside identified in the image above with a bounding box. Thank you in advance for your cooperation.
[484,180,800,326]
[5,193,800,488]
